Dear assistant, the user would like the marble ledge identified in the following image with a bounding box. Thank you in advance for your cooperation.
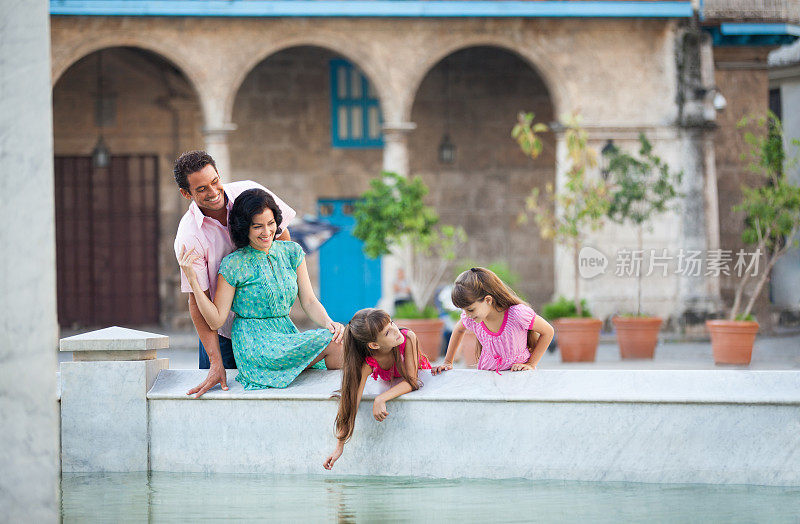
[60,326,169,352]
[147,369,800,405]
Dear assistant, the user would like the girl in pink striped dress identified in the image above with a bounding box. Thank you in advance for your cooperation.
[433,267,555,375]
[323,308,431,470]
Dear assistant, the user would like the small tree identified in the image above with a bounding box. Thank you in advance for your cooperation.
[603,133,682,316]
[728,113,800,321]
[353,171,467,314]
[514,112,609,317]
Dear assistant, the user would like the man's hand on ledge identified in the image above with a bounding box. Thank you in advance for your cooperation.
[187,363,228,398]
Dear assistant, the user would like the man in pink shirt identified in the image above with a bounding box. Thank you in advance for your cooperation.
[173,150,296,398]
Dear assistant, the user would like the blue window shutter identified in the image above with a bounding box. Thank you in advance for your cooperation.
[330,59,384,148]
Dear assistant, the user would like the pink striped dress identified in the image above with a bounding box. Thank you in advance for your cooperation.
[460,304,537,373]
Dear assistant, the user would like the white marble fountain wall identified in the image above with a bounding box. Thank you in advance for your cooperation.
[58,328,800,485]
[147,369,800,485]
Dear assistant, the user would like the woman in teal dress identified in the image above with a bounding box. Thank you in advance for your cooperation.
[179,189,344,389]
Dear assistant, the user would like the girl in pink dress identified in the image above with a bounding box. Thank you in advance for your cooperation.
[323,308,431,470]
[433,267,555,375]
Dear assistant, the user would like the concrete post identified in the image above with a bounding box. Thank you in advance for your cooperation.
[379,122,417,310]
[0,0,60,520]
[60,327,169,472]
[203,123,237,182]
[381,121,417,177]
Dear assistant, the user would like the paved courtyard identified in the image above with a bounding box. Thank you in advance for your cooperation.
[58,327,800,371]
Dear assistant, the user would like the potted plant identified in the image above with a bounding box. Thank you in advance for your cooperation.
[707,113,800,364]
[354,171,466,360]
[602,133,682,359]
[514,112,609,362]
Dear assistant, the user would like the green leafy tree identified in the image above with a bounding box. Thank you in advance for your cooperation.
[603,133,682,316]
[354,172,467,313]
[515,112,609,317]
[729,113,800,320]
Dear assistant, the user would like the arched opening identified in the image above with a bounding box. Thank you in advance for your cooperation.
[230,46,385,321]
[409,46,556,305]
[52,47,204,328]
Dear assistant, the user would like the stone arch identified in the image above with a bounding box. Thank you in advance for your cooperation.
[405,42,559,307]
[400,36,568,123]
[223,36,390,129]
[52,36,204,105]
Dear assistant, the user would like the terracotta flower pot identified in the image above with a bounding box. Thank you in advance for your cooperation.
[553,318,602,362]
[395,318,445,361]
[612,316,662,359]
[706,320,759,365]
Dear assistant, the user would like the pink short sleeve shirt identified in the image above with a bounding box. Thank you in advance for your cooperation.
[173,180,296,338]
[460,303,537,372]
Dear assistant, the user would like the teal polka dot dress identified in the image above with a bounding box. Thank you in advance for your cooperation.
[218,241,332,389]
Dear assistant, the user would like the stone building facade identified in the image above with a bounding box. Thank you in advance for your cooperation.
[48,1,798,332]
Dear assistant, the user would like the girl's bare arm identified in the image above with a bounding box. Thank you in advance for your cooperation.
[433,320,466,374]
[525,315,555,368]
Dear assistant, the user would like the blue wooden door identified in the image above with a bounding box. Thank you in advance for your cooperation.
[317,199,382,323]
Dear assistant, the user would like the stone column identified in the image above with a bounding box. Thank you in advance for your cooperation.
[379,122,417,310]
[678,127,720,314]
[381,122,417,176]
[551,131,575,303]
[0,0,60,520]
[60,327,169,472]
[203,123,237,182]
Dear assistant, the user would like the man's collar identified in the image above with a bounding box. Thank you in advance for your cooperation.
[188,184,232,228]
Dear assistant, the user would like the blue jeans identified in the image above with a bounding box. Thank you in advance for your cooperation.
[199,334,237,369]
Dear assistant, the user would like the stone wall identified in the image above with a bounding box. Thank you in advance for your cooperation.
[50,15,709,327]
[52,47,204,327]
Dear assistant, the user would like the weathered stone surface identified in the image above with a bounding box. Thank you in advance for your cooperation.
[1,1,60,521]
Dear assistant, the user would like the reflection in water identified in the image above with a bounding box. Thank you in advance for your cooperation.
[61,472,800,523]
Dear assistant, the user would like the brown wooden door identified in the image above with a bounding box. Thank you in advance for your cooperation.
[55,155,160,327]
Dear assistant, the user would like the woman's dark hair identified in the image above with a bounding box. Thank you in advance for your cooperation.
[173,150,217,191]
[228,189,283,249]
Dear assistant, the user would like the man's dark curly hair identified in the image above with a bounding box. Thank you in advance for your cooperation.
[173,150,217,191]
[229,189,283,249]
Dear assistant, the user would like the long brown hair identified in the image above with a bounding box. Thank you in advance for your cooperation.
[335,308,421,442]
[451,267,525,311]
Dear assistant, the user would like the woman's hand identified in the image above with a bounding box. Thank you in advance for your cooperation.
[373,397,388,421]
[323,441,344,470]
[326,320,345,344]
[431,362,453,375]
[178,245,199,282]
[511,363,535,371]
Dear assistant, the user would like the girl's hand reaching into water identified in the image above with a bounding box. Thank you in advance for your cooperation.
[511,363,535,371]
[178,245,200,282]
[373,397,388,421]
[323,441,344,470]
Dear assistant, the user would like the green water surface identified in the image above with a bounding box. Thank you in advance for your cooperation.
[61,472,800,523]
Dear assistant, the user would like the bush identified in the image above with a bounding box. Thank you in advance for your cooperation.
[394,301,439,320]
[542,296,592,320]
